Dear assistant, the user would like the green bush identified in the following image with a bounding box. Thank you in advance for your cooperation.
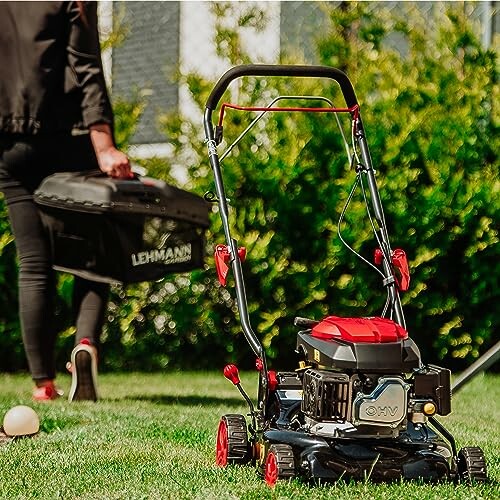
[313,3,499,365]
[0,202,24,371]
[115,2,497,372]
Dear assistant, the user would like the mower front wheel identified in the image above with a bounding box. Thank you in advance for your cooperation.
[264,444,296,487]
[457,447,488,483]
[216,414,250,467]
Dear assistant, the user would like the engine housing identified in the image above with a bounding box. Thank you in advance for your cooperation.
[300,367,449,438]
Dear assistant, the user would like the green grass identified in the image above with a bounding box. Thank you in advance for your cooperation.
[0,371,498,499]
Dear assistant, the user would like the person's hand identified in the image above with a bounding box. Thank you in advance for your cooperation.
[95,146,132,179]
[89,123,132,179]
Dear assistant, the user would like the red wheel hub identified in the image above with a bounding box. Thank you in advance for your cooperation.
[216,419,228,466]
[264,451,278,486]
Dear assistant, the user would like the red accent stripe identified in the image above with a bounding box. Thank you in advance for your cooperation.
[218,102,359,127]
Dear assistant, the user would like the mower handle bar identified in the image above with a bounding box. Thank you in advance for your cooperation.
[205,64,359,111]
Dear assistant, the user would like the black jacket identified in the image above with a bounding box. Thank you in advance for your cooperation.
[0,1,113,135]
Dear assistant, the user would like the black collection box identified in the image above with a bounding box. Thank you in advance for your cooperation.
[34,171,210,284]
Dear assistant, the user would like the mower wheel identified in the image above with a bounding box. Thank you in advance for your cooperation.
[264,444,296,487]
[457,447,488,483]
[216,414,250,467]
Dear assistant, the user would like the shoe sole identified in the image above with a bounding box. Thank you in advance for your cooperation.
[68,345,98,402]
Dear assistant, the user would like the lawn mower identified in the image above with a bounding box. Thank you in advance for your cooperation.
[203,64,488,485]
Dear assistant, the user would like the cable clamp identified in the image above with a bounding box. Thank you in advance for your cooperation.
[355,163,366,173]
[383,276,396,287]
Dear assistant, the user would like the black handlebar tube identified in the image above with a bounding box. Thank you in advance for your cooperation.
[204,109,269,408]
[206,64,359,111]
[204,114,263,359]
[355,119,406,330]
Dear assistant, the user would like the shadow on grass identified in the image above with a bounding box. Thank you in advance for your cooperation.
[119,393,247,408]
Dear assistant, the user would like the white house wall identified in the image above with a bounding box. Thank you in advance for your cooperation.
[179,1,280,122]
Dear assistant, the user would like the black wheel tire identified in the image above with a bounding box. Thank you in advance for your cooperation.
[216,414,250,467]
[264,443,296,487]
[457,446,488,483]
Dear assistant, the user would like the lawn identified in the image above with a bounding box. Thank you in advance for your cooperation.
[0,371,498,499]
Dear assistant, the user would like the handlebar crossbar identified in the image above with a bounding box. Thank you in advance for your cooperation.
[205,64,359,111]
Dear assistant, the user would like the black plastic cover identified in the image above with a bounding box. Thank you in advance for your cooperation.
[302,369,351,421]
[296,331,421,372]
[262,424,453,482]
[34,171,209,224]
[414,365,452,416]
[34,171,210,284]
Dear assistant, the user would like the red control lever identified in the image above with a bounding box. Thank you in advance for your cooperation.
[214,244,247,286]
[391,248,410,292]
[374,248,410,292]
[223,364,240,385]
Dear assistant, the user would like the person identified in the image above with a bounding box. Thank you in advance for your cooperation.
[0,1,132,401]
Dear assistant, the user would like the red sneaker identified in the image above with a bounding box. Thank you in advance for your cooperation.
[68,339,98,402]
[33,381,63,401]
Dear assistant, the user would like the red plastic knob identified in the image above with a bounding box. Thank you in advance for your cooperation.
[238,247,247,262]
[255,358,264,372]
[223,364,240,385]
[268,370,278,391]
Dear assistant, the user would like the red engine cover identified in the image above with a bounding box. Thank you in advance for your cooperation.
[311,316,408,343]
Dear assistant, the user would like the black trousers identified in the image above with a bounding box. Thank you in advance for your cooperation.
[0,133,109,381]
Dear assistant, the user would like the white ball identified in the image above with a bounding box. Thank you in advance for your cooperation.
[3,405,40,437]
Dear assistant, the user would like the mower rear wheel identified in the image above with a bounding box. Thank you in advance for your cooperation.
[264,444,296,487]
[457,447,488,483]
[216,414,250,467]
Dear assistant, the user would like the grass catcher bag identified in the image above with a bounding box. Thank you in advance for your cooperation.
[34,171,210,284]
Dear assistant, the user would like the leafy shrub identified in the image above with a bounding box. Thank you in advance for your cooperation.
[114,2,497,372]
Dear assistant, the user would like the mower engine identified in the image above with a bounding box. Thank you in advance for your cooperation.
[300,365,450,439]
[231,315,461,483]
[294,315,451,439]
